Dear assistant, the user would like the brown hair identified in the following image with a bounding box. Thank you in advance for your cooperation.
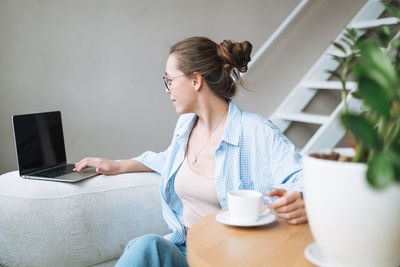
[169,37,252,98]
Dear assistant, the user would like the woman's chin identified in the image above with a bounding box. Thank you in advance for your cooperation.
[175,108,185,114]
[174,105,189,115]
[173,104,183,114]
[172,101,192,114]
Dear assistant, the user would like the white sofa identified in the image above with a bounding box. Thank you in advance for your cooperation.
[0,171,169,267]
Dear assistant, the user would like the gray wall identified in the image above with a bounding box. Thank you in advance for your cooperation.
[0,0,365,174]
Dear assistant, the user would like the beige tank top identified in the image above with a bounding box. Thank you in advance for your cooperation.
[174,156,222,228]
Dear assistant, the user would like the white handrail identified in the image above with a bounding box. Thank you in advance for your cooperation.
[246,0,309,72]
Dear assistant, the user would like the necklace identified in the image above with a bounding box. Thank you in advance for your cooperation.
[192,108,228,165]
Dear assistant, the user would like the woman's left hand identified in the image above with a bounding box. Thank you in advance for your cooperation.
[267,188,307,225]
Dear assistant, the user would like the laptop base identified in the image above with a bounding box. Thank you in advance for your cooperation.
[22,167,98,183]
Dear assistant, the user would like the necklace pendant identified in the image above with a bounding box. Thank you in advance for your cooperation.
[192,156,198,165]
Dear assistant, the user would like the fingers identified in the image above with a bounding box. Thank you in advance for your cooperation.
[74,158,120,175]
[267,188,286,198]
[268,191,301,210]
[287,216,308,225]
[274,197,304,213]
[275,207,305,221]
[73,158,99,172]
[73,158,87,171]
[267,190,307,225]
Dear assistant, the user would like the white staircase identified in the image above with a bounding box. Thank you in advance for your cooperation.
[268,0,399,155]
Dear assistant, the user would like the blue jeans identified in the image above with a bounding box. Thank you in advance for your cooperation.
[115,234,189,267]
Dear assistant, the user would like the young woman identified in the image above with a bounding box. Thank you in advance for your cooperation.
[74,37,306,267]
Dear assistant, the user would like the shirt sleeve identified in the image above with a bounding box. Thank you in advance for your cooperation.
[270,127,304,193]
[131,142,173,174]
[131,115,184,174]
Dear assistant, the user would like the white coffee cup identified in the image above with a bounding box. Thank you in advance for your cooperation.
[227,190,272,224]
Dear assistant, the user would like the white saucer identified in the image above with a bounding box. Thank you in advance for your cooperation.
[215,211,276,227]
[304,242,327,267]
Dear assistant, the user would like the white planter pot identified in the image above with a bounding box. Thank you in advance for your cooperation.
[303,148,400,267]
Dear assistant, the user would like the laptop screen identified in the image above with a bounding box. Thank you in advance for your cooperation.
[13,111,67,175]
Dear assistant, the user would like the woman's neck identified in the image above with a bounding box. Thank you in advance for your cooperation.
[195,97,229,135]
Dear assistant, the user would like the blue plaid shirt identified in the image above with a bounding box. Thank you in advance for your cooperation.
[133,100,303,252]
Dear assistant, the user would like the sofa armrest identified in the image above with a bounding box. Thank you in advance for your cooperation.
[0,171,169,267]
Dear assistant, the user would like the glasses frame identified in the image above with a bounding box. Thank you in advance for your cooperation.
[163,74,186,92]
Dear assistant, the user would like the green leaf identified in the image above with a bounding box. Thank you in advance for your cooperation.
[388,144,400,183]
[327,70,342,80]
[356,66,396,99]
[367,152,395,188]
[375,26,391,47]
[390,116,400,146]
[386,145,400,167]
[354,42,398,98]
[357,42,397,76]
[345,28,358,42]
[395,167,400,183]
[351,90,363,99]
[341,37,354,49]
[388,35,400,50]
[341,113,380,150]
[333,55,345,63]
[381,25,391,37]
[348,28,358,38]
[344,33,356,43]
[383,2,400,20]
[329,55,344,64]
[357,76,391,118]
[333,42,347,55]
[354,34,368,45]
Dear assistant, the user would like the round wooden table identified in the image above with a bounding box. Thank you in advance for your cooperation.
[187,211,315,266]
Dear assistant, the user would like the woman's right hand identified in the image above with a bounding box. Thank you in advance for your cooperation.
[73,157,121,175]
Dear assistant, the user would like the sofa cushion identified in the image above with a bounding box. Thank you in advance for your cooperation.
[0,171,169,267]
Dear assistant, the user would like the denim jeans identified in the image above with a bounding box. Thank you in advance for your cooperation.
[115,234,189,267]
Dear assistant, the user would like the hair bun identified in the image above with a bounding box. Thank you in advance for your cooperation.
[217,40,252,73]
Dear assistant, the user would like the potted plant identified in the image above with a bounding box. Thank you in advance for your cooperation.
[303,2,400,266]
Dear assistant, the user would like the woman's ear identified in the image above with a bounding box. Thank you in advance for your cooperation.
[191,72,203,92]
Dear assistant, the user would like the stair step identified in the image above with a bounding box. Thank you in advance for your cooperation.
[300,96,362,155]
[270,0,391,152]
[350,17,399,29]
[302,81,357,91]
[277,112,329,124]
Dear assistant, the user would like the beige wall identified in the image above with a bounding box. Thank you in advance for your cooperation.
[0,0,365,174]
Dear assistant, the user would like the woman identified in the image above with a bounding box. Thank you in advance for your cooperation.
[74,37,306,267]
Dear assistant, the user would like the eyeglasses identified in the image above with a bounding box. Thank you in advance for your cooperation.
[162,74,186,92]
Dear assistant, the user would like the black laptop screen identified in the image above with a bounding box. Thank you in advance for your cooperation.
[13,111,67,175]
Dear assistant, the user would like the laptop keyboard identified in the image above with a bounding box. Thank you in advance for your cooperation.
[34,165,75,178]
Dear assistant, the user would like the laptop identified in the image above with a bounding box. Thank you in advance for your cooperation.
[12,111,98,182]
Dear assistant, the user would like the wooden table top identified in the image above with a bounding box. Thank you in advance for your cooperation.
[187,211,315,267]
